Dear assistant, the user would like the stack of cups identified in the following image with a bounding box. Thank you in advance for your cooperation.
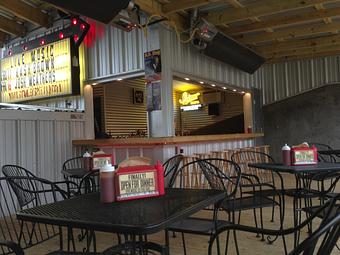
[100,161,115,203]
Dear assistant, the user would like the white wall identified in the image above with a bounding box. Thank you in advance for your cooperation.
[0,110,85,180]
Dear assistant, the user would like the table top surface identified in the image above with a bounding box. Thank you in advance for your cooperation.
[248,162,340,174]
[17,188,225,235]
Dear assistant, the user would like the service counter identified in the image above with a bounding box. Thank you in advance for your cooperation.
[73,133,264,164]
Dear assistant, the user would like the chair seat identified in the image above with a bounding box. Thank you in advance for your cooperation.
[302,204,340,219]
[284,188,324,198]
[222,196,277,211]
[167,217,232,235]
[243,188,283,197]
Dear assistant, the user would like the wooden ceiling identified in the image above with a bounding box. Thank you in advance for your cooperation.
[2,0,340,63]
[135,0,340,63]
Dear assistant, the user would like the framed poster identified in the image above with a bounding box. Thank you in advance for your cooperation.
[133,89,144,104]
[144,49,162,83]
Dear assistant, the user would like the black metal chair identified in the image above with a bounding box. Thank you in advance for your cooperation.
[208,194,340,255]
[0,175,77,255]
[231,151,284,243]
[2,165,76,199]
[166,158,242,255]
[62,156,92,183]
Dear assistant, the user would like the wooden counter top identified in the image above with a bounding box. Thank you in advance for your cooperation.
[73,133,264,147]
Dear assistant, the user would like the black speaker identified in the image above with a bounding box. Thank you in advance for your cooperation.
[42,0,131,24]
[208,103,219,116]
[202,32,265,74]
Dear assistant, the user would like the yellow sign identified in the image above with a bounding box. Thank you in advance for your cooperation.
[179,92,201,106]
[1,38,73,102]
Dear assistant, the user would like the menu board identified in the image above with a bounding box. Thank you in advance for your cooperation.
[1,38,73,102]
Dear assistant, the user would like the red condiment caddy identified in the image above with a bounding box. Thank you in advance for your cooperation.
[291,146,318,166]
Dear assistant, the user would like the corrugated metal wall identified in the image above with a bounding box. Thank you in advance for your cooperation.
[0,110,85,181]
[85,22,147,80]
[160,27,256,90]
[102,77,147,136]
[257,56,340,105]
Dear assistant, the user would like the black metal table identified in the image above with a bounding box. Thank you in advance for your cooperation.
[248,162,340,249]
[17,188,225,252]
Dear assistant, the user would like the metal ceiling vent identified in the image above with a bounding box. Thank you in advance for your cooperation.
[191,18,265,74]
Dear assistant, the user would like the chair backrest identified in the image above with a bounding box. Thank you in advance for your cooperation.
[231,150,275,184]
[2,165,38,207]
[62,156,87,171]
[0,177,61,254]
[168,158,241,198]
[163,154,183,187]
[198,158,241,198]
[310,143,337,163]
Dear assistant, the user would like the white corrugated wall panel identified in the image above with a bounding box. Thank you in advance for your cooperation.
[258,55,340,105]
[86,23,147,80]
[162,27,255,89]
[0,110,85,181]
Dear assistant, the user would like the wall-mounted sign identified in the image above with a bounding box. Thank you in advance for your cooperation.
[1,38,77,103]
[180,104,202,111]
[144,49,162,111]
[179,92,201,106]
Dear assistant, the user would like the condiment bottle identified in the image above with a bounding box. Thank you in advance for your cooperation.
[83,151,92,171]
[100,161,115,203]
[282,144,291,166]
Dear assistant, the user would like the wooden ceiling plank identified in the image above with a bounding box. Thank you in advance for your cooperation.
[267,50,340,63]
[236,22,340,44]
[135,0,188,31]
[163,0,216,14]
[206,0,340,25]
[0,0,49,27]
[0,30,8,41]
[223,6,340,35]
[264,43,340,58]
[255,33,340,54]
[0,15,25,36]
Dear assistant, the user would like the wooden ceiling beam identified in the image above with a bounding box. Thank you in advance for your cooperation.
[235,22,340,44]
[267,49,340,63]
[264,43,340,59]
[0,0,49,27]
[222,6,340,35]
[163,0,219,14]
[0,16,25,36]
[255,33,340,54]
[135,0,188,31]
[206,0,340,25]
[0,30,9,42]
